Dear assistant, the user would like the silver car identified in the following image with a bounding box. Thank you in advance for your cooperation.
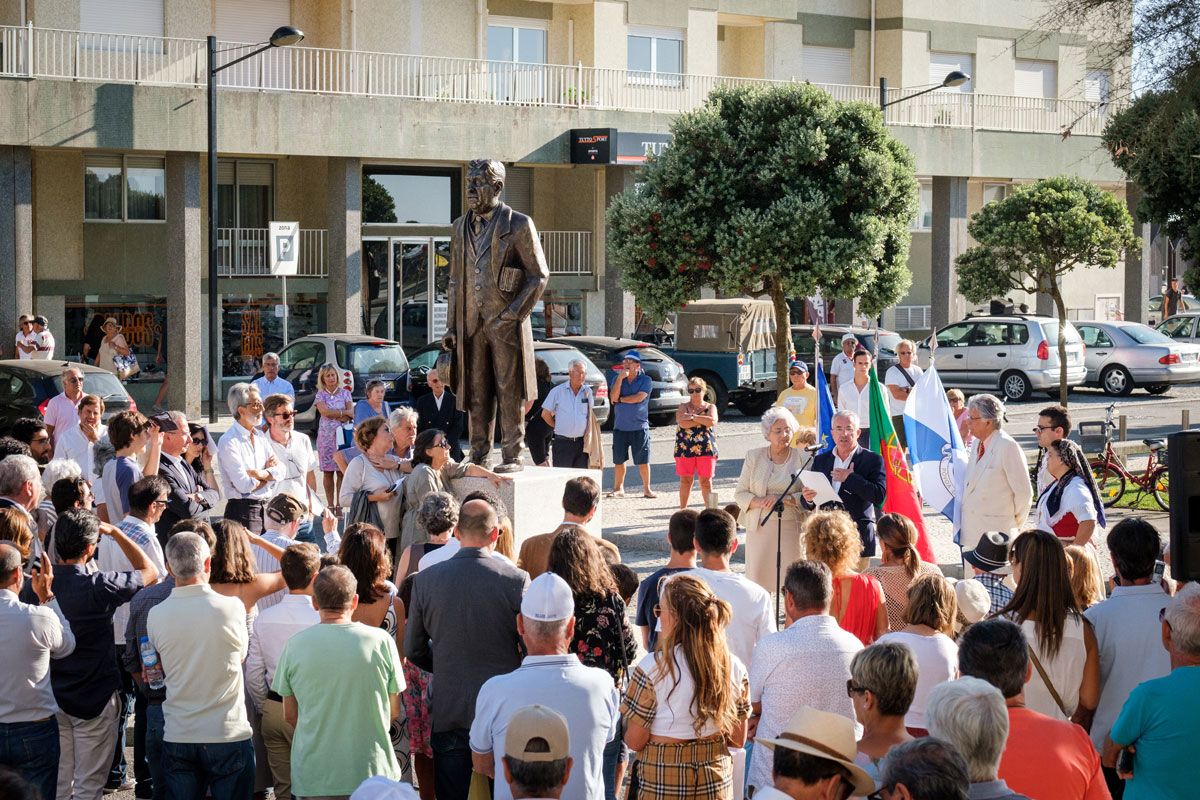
[1156,312,1200,346]
[917,314,1087,401]
[1076,320,1200,396]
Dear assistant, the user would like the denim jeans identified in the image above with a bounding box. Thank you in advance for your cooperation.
[144,705,166,800]
[601,715,627,800]
[0,717,60,800]
[293,519,321,552]
[430,729,472,800]
[107,647,135,788]
[162,738,255,800]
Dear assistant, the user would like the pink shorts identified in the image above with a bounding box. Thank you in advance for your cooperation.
[675,455,717,478]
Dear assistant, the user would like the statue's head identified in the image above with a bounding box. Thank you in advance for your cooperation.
[466,159,505,215]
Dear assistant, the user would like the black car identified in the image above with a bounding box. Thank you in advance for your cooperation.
[268,335,412,434]
[547,337,688,426]
[789,325,902,378]
[406,339,611,425]
[0,360,134,435]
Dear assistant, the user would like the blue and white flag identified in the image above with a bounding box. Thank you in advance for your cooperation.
[903,366,968,544]
[814,359,835,455]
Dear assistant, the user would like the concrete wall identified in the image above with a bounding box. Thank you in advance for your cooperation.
[763,21,803,81]
[975,36,1015,95]
[592,1,627,71]
[530,165,596,231]
[356,0,478,58]
[33,150,83,281]
[688,9,720,76]
[276,156,329,228]
[1058,43,1088,100]
[164,0,210,39]
[718,23,764,79]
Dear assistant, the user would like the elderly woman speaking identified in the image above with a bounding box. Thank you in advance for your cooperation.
[959,394,1033,555]
[734,406,812,600]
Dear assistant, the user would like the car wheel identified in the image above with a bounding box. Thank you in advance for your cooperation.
[734,394,775,417]
[1100,365,1134,397]
[1145,384,1170,395]
[695,373,729,413]
[1000,371,1032,402]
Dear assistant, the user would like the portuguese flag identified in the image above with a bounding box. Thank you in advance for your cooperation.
[868,367,936,563]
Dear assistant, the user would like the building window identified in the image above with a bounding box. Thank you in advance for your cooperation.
[911,182,933,230]
[929,52,974,93]
[486,18,548,103]
[628,27,683,85]
[1085,69,1111,104]
[1014,59,1057,99]
[217,161,275,229]
[362,167,461,226]
[79,0,164,51]
[982,183,1009,206]
[802,46,852,86]
[84,154,165,222]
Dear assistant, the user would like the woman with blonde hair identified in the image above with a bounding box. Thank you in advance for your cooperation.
[805,510,887,644]
[735,406,811,600]
[675,375,718,509]
[623,573,751,800]
[876,574,960,736]
[1000,529,1100,725]
[1065,544,1104,609]
[866,513,944,631]
[314,363,354,506]
[0,506,34,562]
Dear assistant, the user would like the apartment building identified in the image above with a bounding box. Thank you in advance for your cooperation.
[0,0,1141,414]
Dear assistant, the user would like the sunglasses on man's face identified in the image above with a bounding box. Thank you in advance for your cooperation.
[274,411,297,420]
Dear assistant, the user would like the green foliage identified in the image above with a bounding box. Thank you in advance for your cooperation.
[606,83,918,324]
[362,175,398,224]
[1102,74,1200,290]
[956,175,1138,404]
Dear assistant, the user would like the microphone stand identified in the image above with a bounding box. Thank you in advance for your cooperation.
[762,467,803,626]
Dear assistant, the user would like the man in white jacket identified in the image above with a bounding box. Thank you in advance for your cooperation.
[959,394,1032,555]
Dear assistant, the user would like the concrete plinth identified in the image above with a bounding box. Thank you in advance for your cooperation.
[448,466,604,550]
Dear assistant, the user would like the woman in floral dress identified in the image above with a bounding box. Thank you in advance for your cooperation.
[314,363,354,507]
[674,376,718,509]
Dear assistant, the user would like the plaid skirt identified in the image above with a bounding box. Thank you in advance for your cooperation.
[633,737,731,800]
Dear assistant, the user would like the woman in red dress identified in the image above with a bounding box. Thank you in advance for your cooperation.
[804,510,887,644]
[1035,439,1106,547]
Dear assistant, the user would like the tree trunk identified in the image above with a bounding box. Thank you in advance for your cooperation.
[1051,287,1070,407]
[771,278,790,396]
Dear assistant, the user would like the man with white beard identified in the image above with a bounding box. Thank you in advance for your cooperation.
[217,384,284,534]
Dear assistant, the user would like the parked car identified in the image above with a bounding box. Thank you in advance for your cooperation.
[1074,320,1200,396]
[406,339,610,426]
[790,324,902,380]
[0,360,134,435]
[1156,312,1200,346]
[547,337,687,426]
[917,314,1086,401]
[1148,293,1198,325]
[269,335,412,434]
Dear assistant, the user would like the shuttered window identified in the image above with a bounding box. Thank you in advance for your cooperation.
[803,46,852,86]
[1015,59,1057,98]
[929,52,973,92]
[502,167,533,215]
[215,0,292,44]
[217,160,275,229]
[80,0,163,37]
[1085,69,1111,103]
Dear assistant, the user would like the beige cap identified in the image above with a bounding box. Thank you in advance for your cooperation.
[505,705,570,763]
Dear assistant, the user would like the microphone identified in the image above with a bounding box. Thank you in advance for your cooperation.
[804,443,823,453]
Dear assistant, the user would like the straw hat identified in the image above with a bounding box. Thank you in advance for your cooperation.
[756,706,875,795]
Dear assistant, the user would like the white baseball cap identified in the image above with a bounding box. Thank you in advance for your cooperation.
[521,572,575,622]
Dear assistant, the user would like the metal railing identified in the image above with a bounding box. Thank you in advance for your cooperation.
[0,24,1119,136]
[540,230,592,275]
[217,228,327,277]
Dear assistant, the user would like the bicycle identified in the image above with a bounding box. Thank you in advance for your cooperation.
[1086,402,1170,511]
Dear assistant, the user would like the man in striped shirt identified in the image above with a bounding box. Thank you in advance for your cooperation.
[249,494,310,612]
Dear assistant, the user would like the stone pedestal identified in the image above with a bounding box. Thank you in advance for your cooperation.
[448,466,604,550]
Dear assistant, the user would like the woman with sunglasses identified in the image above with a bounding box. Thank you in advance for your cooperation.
[398,428,507,553]
[674,376,718,510]
[185,423,218,495]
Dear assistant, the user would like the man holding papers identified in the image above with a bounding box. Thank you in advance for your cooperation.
[800,410,887,564]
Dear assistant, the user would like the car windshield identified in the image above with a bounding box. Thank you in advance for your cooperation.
[1043,321,1082,344]
[875,332,902,352]
[346,343,409,375]
[1121,324,1175,345]
[53,371,128,401]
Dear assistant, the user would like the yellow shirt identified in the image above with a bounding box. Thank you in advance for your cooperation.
[775,385,818,445]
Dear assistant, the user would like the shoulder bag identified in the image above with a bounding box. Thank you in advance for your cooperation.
[1027,645,1069,718]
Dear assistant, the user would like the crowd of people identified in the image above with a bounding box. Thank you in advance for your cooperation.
[0,350,1194,800]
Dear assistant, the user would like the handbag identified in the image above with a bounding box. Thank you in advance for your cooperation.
[114,352,140,381]
[345,489,383,529]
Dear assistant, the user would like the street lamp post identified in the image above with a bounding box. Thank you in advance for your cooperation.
[207,26,304,422]
[878,70,971,125]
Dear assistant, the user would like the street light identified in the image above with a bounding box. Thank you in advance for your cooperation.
[878,71,971,124]
[207,26,304,422]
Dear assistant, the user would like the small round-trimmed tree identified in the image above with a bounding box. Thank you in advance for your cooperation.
[956,175,1138,405]
[607,83,918,389]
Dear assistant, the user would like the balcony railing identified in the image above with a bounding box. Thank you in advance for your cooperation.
[0,24,1118,137]
[217,228,327,277]
[541,231,592,275]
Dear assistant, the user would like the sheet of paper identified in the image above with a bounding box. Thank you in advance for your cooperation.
[800,470,842,507]
[390,476,406,495]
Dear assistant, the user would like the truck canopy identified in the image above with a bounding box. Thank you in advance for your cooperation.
[674,299,776,353]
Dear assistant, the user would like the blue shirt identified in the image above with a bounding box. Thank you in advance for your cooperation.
[1109,665,1200,800]
[635,566,691,651]
[51,564,143,719]
[609,371,652,431]
[354,398,391,427]
[541,381,593,438]
[252,375,295,399]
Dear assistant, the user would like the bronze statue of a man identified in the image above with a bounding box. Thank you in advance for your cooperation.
[441,159,548,472]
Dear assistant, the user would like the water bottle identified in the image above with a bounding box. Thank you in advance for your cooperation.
[140,636,165,690]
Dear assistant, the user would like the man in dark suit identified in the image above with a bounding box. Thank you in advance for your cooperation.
[801,410,887,561]
[155,411,218,544]
[404,499,529,800]
[414,367,465,461]
[441,159,549,473]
